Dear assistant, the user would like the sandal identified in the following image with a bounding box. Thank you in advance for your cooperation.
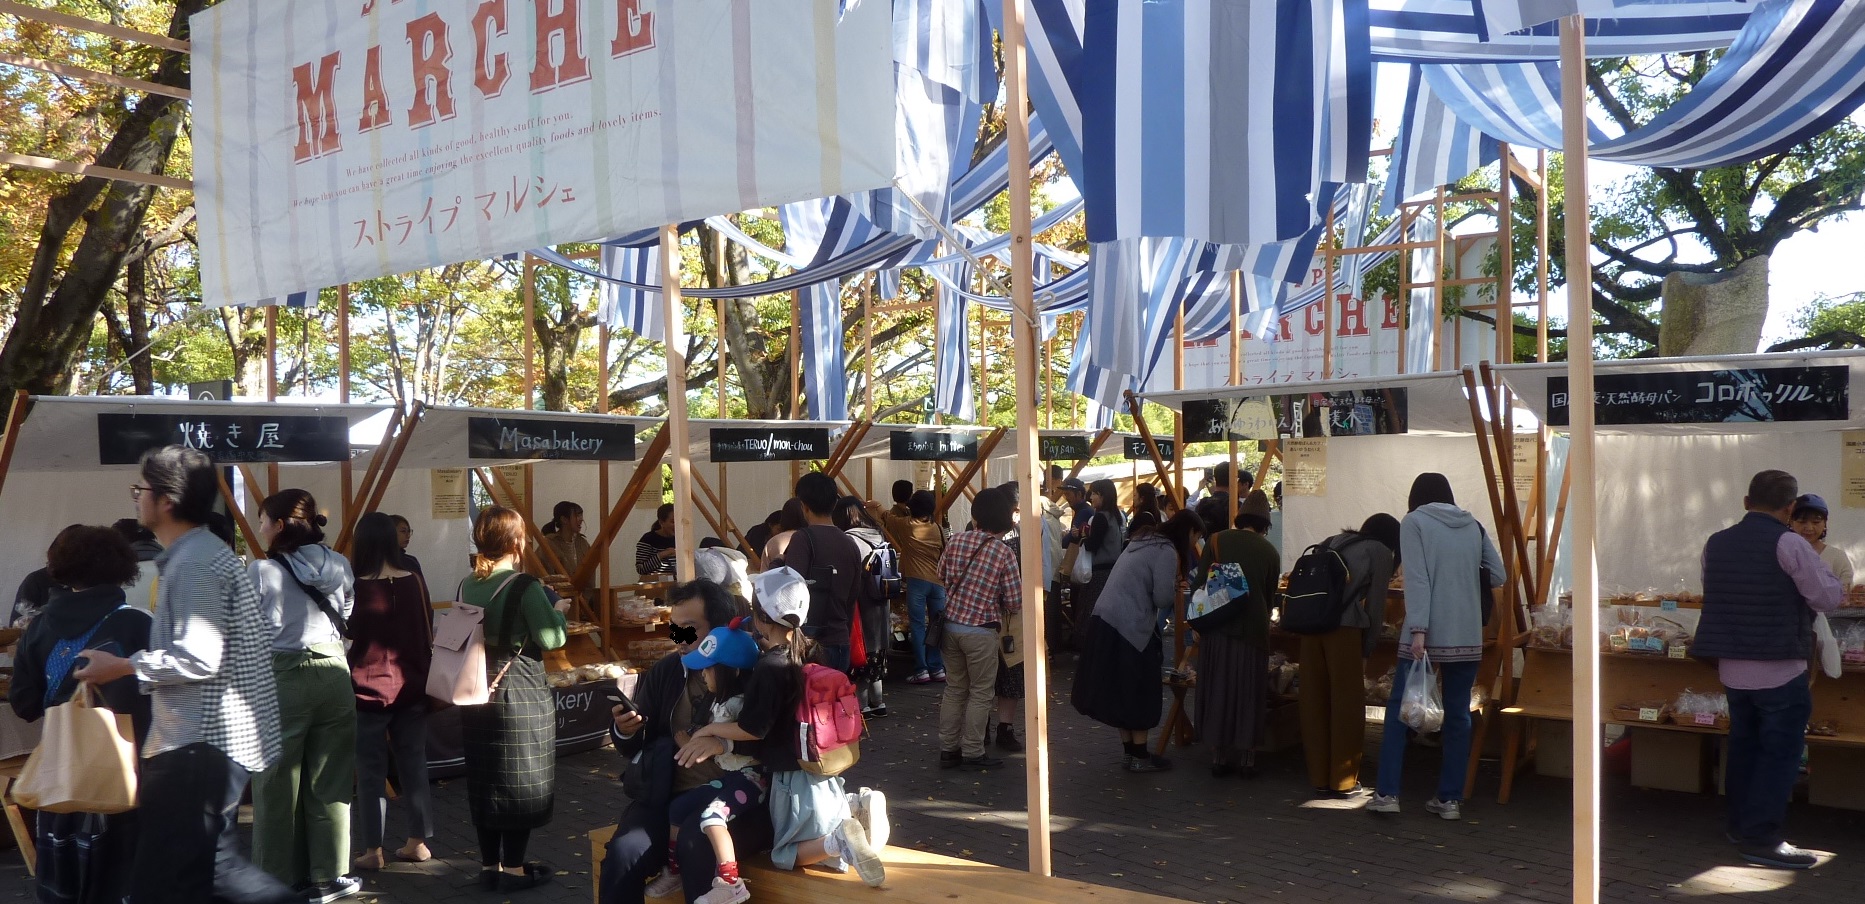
[352,849,386,871]
[396,841,432,863]
[500,862,555,891]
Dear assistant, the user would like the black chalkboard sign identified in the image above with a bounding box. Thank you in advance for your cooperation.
[467,417,636,461]
[1549,366,1848,426]
[97,413,352,465]
[710,427,833,462]
[889,430,978,461]
[1038,434,1093,461]
[1124,437,1176,461]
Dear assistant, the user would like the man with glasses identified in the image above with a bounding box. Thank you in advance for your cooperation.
[76,446,297,903]
[598,580,771,904]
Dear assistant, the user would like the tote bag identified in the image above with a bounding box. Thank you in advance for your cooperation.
[12,686,137,815]
[426,573,520,706]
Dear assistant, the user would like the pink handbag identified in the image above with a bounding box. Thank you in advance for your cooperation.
[426,574,520,706]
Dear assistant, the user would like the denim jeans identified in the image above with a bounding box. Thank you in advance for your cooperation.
[1725,672,1813,848]
[1377,657,1480,802]
[133,743,300,904]
[905,578,947,674]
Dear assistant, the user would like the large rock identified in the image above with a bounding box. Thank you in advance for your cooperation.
[1657,255,1770,357]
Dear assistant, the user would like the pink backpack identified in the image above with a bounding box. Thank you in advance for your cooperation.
[795,663,863,776]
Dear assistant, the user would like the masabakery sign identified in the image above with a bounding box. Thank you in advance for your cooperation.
[191,0,894,307]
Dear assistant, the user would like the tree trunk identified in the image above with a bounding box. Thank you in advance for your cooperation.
[0,0,203,397]
[697,225,788,419]
[1658,255,1771,357]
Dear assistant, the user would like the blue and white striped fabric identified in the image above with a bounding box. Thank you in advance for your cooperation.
[1001,0,1088,185]
[1424,0,1865,169]
[1318,0,1377,187]
[933,259,976,421]
[1334,182,1376,310]
[1383,64,1502,214]
[896,0,996,102]
[1079,0,1330,248]
[597,245,664,342]
[779,202,851,422]
[1405,215,1439,371]
[877,268,902,301]
[246,291,313,309]
[1065,327,1127,425]
[1470,0,1613,39]
[1370,0,1755,62]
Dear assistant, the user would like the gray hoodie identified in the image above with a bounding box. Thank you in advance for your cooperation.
[249,544,355,653]
[1399,503,1503,664]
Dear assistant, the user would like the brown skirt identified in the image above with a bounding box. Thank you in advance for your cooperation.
[1193,632,1268,753]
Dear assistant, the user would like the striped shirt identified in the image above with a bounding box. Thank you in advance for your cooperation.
[937,529,1021,628]
[636,531,676,576]
[132,526,282,772]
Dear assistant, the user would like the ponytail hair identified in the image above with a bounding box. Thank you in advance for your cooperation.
[752,600,820,671]
[259,489,327,556]
[544,500,582,536]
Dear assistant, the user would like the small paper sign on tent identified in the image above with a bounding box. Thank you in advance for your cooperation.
[189,0,894,307]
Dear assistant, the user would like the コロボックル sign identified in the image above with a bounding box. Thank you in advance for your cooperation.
[97,413,352,465]
[1548,366,1848,426]
[466,417,636,461]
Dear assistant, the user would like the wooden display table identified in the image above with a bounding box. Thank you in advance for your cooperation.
[1500,645,1865,806]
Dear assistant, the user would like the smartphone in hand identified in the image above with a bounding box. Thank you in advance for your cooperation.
[602,683,636,715]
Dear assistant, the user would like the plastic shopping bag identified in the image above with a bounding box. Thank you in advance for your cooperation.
[1069,545,1095,584]
[1399,653,1444,734]
[12,685,137,814]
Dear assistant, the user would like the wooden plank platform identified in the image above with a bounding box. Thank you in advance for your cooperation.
[589,828,1192,904]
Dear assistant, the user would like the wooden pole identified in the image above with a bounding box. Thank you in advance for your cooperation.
[1536,149,1551,362]
[864,277,876,417]
[1002,0,1051,873]
[0,391,33,503]
[337,285,353,536]
[1497,143,1515,364]
[1323,201,1336,379]
[522,254,538,529]
[1432,186,1447,372]
[600,323,613,649]
[1121,392,1177,501]
[1228,272,1242,528]
[788,291,803,421]
[717,299,728,417]
[1172,309,1186,508]
[217,470,262,557]
[663,226,698,582]
[1561,18,1601,904]
[264,305,279,496]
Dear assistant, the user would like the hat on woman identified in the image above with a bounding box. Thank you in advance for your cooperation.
[1794,494,1830,517]
[1239,490,1274,521]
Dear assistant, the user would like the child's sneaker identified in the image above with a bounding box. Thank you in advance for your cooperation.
[906,671,933,685]
[857,787,890,849]
[694,877,751,904]
[831,818,885,887]
[645,870,684,898]
[1366,794,1401,814]
[1425,798,1462,820]
[929,669,947,682]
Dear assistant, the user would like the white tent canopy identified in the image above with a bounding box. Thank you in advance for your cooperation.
[4,395,390,472]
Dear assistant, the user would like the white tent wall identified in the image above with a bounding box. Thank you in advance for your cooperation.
[1592,432,1865,594]
[1,470,143,605]
[1279,434,1499,563]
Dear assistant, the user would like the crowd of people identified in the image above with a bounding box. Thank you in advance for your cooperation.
[4,448,1844,904]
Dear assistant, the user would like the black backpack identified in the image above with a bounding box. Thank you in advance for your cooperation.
[1279,536,1369,635]
[864,538,904,599]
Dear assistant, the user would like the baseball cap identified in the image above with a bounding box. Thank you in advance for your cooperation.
[1795,494,1830,516]
[751,566,811,626]
[1061,477,1087,493]
[681,626,761,671]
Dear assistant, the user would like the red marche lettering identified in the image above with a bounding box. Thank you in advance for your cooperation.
[1381,296,1402,330]
[473,0,512,98]
[1337,293,1370,337]
[611,0,655,57]
[1303,304,1325,336]
[292,52,343,162]
[1277,314,1294,340]
[406,12,458,128]
[358,46,392,132]
[531,0,592,92]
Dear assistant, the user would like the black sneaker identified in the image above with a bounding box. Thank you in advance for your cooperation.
[962,754,1005,770]
[1125,754,1173,773]
[939,749,963,769]
[304,876,363,904]
[995,727,1024,752]
[1739,842,1818,870]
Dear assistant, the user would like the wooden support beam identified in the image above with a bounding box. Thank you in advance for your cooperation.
[340,408,403,544]
[338,402,426,555]
[571,428,671,591]
[662,223,699,582]
[822,420,871,478]
[0,1,190,50]
[1122,392,1178,501]
[0,391,32,504]
[216,469,262,557]
[934,427,1006,521]
[0,51,189,98]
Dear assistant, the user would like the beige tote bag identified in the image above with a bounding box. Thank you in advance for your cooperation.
[12,685,137,815]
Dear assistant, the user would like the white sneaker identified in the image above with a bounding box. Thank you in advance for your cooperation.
[1365,793,1401,814]
[645,870,685,898]
[832,817,885,887]
[693,877,751,904]
[858,787,890,849]
[1425,797,1462,820]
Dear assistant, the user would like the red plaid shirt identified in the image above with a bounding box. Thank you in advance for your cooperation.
[937,530,1022,627]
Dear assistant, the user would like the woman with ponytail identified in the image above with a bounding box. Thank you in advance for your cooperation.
[537,500,595,605]
[247,489,362,902]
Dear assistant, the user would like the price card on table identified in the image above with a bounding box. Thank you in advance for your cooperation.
[1694,712,1717,726]
[1639,707,1662,723]
[1669,643,1689,659]
[1661,599,1678,611]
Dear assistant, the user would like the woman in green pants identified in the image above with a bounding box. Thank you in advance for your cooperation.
[249,489,361,903]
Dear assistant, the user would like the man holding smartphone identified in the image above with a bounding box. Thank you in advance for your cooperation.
[598,580,771,904]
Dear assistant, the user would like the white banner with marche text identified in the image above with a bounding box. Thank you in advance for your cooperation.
[191,0,895,307]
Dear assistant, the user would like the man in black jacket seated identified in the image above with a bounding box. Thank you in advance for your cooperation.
[600,580,768,904]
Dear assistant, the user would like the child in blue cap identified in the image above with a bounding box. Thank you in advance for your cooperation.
[644,626,763,904]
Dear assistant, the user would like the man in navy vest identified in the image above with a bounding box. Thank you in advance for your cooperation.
[1692,469,1842,870]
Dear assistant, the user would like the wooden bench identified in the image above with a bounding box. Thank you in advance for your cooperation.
[589,827,1190,904]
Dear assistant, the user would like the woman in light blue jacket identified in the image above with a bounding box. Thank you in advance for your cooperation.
[1367,473,1502,822]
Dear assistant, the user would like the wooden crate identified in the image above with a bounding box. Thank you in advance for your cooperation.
[1628,727,1709,793]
